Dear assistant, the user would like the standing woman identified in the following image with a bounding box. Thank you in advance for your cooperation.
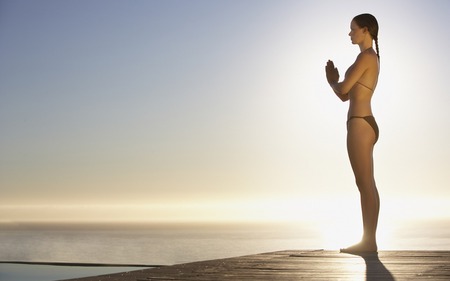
[325,13,380,254]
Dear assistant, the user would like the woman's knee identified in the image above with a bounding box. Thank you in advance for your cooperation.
[354,176,374,193]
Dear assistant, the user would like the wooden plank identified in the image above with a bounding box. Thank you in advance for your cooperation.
[62,250,450,281]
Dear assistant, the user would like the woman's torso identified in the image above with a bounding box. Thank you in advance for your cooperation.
[345,50,379,118]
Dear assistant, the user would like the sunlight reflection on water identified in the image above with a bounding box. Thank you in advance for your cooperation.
[0,219,448,281]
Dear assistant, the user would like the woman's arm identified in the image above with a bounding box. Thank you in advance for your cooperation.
[332,86,350,102]
[326,60,349,102]
[326,53,370,100]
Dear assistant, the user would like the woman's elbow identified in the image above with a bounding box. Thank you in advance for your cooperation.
[339,94,349,102]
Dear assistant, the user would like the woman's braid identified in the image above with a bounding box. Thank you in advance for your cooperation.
[374,36,380,60]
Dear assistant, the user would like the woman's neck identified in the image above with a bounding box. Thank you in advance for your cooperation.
[359,41,373,53]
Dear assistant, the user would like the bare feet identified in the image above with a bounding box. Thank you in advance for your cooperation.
[340,241,378,255]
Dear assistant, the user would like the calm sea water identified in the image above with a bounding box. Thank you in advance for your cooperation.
[1,219,449,281]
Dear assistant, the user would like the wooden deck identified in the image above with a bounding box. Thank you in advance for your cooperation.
[63,250,450,281]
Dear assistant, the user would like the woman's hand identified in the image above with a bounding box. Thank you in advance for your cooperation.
[325,60,340,84]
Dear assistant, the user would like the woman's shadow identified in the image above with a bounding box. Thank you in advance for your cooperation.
[358,253,396,281]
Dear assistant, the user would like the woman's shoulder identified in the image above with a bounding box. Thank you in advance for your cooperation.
[355,50,378,71]
[356,49,377,62]
[346,49,378,77]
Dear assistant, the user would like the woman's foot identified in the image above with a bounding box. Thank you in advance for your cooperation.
[340,240,378,254]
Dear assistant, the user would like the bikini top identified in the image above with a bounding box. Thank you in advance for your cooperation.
[345,66,375,92]
[355,81,374,92]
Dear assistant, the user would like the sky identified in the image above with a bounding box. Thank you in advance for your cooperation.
[1,0,449,223]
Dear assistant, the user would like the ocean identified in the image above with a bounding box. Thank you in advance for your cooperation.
[1,219,449,281]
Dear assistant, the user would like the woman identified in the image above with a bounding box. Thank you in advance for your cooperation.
[325,13,380,254]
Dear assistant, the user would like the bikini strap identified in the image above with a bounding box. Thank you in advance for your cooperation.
[355,81,374,92]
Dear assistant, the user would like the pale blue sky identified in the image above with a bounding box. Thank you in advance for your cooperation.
[1,0,449,222]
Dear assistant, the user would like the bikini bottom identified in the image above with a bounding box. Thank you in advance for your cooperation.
[347,115,379,144]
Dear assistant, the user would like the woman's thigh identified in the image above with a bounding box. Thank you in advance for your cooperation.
[347,118,375,187]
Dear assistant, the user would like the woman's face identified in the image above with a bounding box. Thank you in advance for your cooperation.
[348,20,366,45]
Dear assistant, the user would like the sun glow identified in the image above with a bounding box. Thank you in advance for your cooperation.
[1,196,448,250]
[2,195,448,222]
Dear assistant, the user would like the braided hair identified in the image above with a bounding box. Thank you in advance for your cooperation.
[353,13,380,60]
